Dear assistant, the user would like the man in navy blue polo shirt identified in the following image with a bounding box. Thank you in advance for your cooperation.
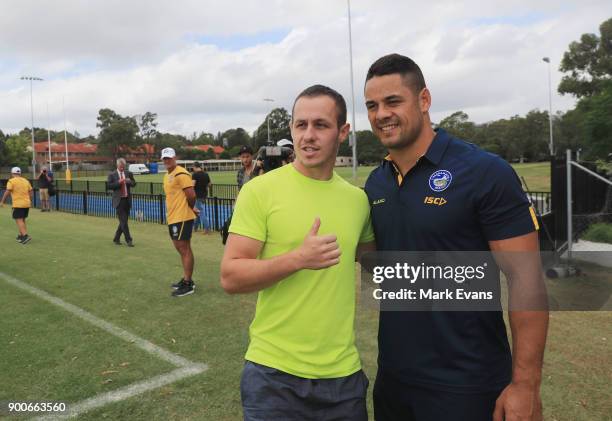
[363,54,548,421]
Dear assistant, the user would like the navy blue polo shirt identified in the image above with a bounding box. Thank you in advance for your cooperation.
[364,128,539,393]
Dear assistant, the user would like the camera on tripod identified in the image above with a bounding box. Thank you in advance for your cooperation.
[255,139,294,173]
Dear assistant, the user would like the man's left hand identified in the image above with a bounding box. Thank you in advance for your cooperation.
[493,381,542,421]
[193,207,200,216]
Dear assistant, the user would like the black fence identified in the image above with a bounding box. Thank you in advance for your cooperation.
[0,187,235,231]
[528,191,552,215]
[0,179,240,200]
[539,156,612,254]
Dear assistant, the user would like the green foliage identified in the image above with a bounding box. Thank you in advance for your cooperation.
[138,112,158,142]
[558,18,612,98]
[219,128,251,149]
[337,130,386,164]
[252,108,291,149]
[204,149,216,159]
[582,223,612,244]
[437,110,550,162]
[575,83,612,159]
[439,111,477,140]
[193,132,215,145]
[555,17,612,160]
[3,134,31,167]
[0,132,5,164]
[51,131,80,144]
[178,147,206,160]
[227,145,243,157]
[96,108,139,160]
[356,130,386,164]
[595,160,612,176]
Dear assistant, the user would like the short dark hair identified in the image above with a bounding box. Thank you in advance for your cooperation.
[366,54,426,93]
[292,84,347,128]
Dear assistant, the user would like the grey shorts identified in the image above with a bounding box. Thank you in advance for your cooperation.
[241,361,369,421]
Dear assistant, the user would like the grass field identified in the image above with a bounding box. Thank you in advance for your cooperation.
[75,162,551,191]
[1,208,609,420]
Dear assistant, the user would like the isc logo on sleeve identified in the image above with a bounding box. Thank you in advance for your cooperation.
[424,196,448,206]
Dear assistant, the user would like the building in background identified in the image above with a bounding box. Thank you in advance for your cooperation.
[335,156,353,167]
[33,142,157,166]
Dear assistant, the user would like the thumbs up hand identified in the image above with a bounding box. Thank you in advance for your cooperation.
[296,217,341,270]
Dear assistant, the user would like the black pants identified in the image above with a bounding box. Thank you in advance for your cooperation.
[373,369,503,421]
[114,198,132,242]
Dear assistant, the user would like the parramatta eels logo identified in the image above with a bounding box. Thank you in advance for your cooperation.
[428,170,452,192]
[173,226,179,234]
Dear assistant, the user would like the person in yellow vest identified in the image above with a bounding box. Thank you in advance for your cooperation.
[161,148,199,297]
[220,85,375,420]
[0,167,34,244]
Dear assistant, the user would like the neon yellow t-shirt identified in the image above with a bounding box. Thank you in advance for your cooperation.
[7,177,32,208]
[163,166,196,225]
[229,164,375,379]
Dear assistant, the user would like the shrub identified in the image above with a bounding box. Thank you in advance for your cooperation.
[582,223,612,244]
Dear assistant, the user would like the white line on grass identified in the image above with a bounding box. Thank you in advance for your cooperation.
[0,271,194,368]
[33,364,207,421]
[0,272,210,420]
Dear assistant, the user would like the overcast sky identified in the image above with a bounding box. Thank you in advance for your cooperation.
[0,0,609,139]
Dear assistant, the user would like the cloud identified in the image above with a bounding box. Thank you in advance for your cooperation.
[0,0,609,138]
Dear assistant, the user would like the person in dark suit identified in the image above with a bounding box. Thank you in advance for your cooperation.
[107,158,137,247]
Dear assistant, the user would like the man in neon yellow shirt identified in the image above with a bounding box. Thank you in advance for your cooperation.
[221,85,375,420]
[0,167,33,244]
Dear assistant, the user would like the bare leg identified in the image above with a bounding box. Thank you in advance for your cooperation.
[172,240,194,281]
[15,219,27,236]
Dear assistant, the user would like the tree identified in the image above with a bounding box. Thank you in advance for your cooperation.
[338,137,351,157]
[439,111,477,140]
[520,110,550,161]
[138,112,158,142]
[18,127,47,143]
[558,17,612,159]
[474,119,512,158]
[558,18,612,98]
[252,108,292,149]
[575,83,612,159]
[219,128,251,149]
[555,109,585,154]
[96,108,139,161]
[204,149,216,160]
[3,134,30,168]
[194,132,215,145]
[179,147,206,160]
[356,130,386,164]
[137,111,159,160]
[51,130,79,144]
[155,132,185,153]
[228,145,243,157]
[0,130,6,165]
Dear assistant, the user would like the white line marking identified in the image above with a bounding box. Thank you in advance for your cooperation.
[1,272,211,418]
[0,271,194,368]
[33,364,207,421]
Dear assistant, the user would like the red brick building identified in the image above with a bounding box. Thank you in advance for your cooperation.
[33,142,157,165]
[185,144,226,157]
